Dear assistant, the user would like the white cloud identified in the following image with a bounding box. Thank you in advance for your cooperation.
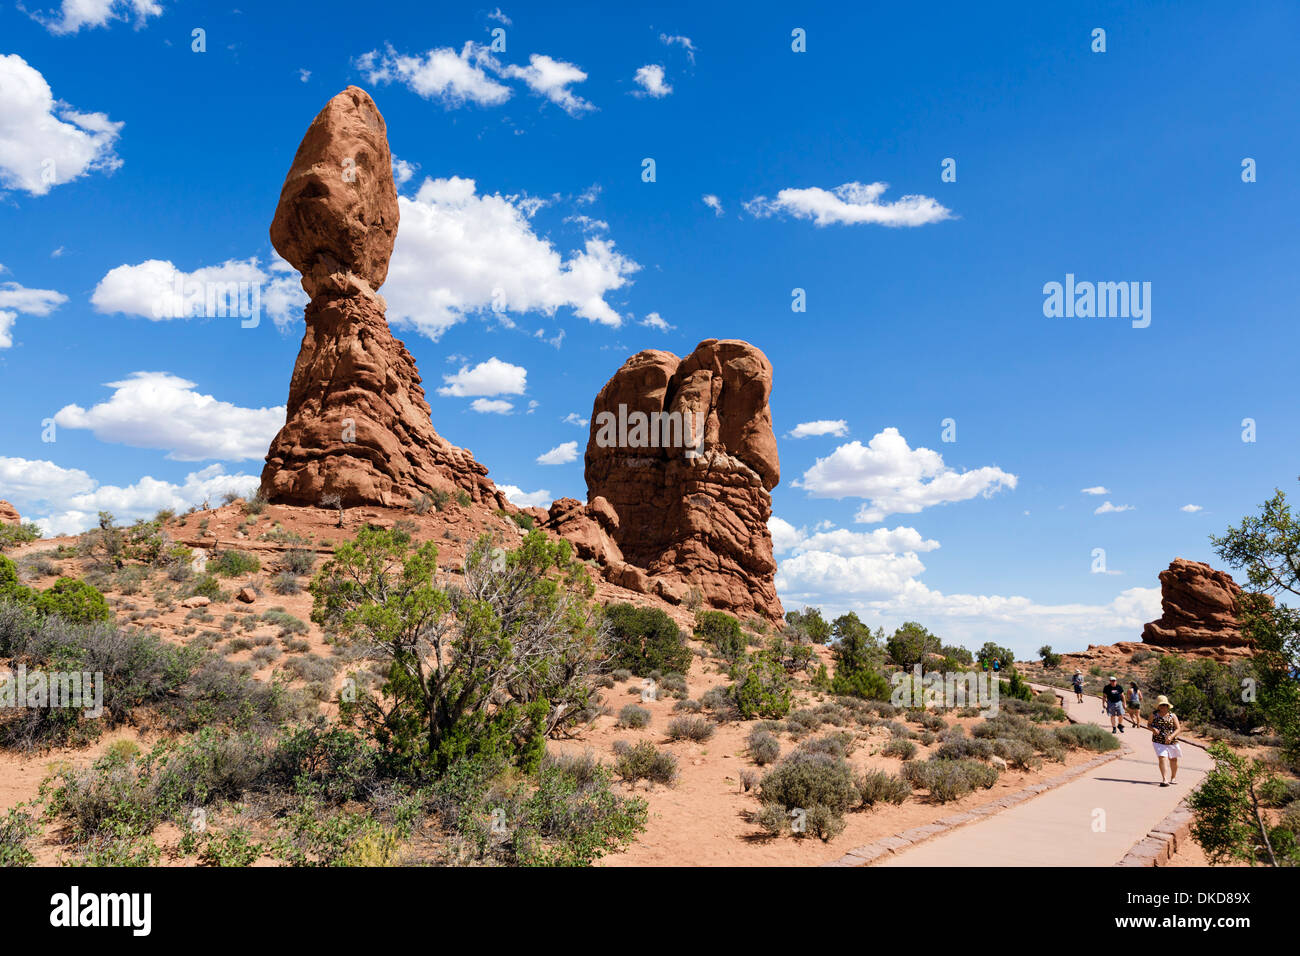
[52,372,285,461]
[357,43,511,108]
[0,271,67,348]
[796,427,1016,522]
[298,69,311,83]
[385,177,639,338]
[659,33,697,63]
[498,484,551,508]
[769,517,939,557]
[27,0,162,35]
[90,256,306,330]
[745,181,952,228]
[1181,504,1203,513]
[702,194,723,216]
[632,64,672,98]
[437,357,527,397]
[487,7,511,25]
[1081,486,1109,495]
[392,157,418,186]
[641,311,673,331]
[563,412,589,427]
[536,441,578,465]
[1094,501,1134,515]
[788,419,848,439]
[0,54,123,196]
[0,457,258,536]
[470,398,513,414]
[503,54,594,115]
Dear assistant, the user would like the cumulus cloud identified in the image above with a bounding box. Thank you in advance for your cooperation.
[702,194,723,216]
[0,270,67,348]
[788,419,848,439]
[1081,486,1109,495]
[1094,501,1134,515]
[385,177,639,338]
[632,64,672,98]
[392,157,418,186]
[0,54,123,196]
[437,357,527,397]
[536,441,578,465]
[90,256,306,330]
[498,484,551,508]
[357,43,511,108]
[796,427,1016,523]
[487,7,511,25]
[52,372,285,461]
[470,398,513,414]
[26,0,163,35]
[0,456,258,536]
[563,412,589,427]
[641,311,673,331]
[1181,504,1203,513]
[503,54,594,115]
[745,181,952,228]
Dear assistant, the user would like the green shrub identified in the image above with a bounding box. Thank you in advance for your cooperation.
[759,751,858,837]
[0,808,37,866]
[210,550,261,577]
[696,610,746,663]
[32,577,112,624]
[730,652,793,719]
[613,741,678,788]
[617,704,651,729]
[0,521,43,553]
[603,603,692,677]
[902,759,999,802]
[1055,723,1123,752]
[883,738,917,760]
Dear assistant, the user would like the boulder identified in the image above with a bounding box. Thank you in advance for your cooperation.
[1141,558,1255,652]
[0,501,20,525]
[260,87,506,510]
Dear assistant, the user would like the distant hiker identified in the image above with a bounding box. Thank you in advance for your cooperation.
[1126,682,1143,727]
[992,659,1001,672]
[1101,676,1126,733]
[1149,696,1182,786]
[1072,671,1084,703]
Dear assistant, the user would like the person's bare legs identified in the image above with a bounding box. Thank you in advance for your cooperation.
[1157,755,1170,784]
[1169,757,1178,783]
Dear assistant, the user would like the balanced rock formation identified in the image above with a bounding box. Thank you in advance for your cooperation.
[0,501,21,525]
[1141,558,1253,655]
[545,339,783,621]
[260,87,505,509]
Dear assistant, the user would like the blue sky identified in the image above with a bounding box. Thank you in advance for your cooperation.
[2,0,1297,655]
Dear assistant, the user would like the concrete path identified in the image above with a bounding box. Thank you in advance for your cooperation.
[876,686,1211,866]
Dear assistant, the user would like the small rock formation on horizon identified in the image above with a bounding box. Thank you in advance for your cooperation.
[1141,558,1254,656]
[0,501,21,525]
[544,339,783,622]
[260,87,505,509]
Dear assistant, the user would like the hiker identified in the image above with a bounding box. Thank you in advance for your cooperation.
[1126,682,1143,727]
[1071,670,1084,703]
[1101,676,1126,733]
[1149,695,1182,786]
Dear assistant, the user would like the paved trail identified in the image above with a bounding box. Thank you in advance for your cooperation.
[876,687,1210,866]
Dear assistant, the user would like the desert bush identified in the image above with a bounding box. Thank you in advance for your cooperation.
[613,741,678,788]
[666,715,715,742]
[210,550,261,577]
[798,731,854,759]
[883,738,918,760]
[696,610,746,663]
[603,602,692,677]
[1055,723,1123,753]
[992,737,1042,770]
[617,704,651,729]
[759,751,858,836]
[902,758,999,802]
[270,572,301,596]
[32,577,112,624]
[729,652,793,720]
[0,807,37,866]
[856,770,912,808]
[672,698,701,713]
[934,735,994,761]
[747,728,781,765]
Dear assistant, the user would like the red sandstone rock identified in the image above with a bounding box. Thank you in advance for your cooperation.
[0,500,20,525]
[260,88,505,510]
[554,338,782,622]
[1141,558,1254,652]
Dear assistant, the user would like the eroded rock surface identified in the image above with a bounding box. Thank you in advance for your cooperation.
[1141,558,1254,654]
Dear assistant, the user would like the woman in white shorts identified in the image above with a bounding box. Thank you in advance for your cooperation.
[1148,695,1182,787]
